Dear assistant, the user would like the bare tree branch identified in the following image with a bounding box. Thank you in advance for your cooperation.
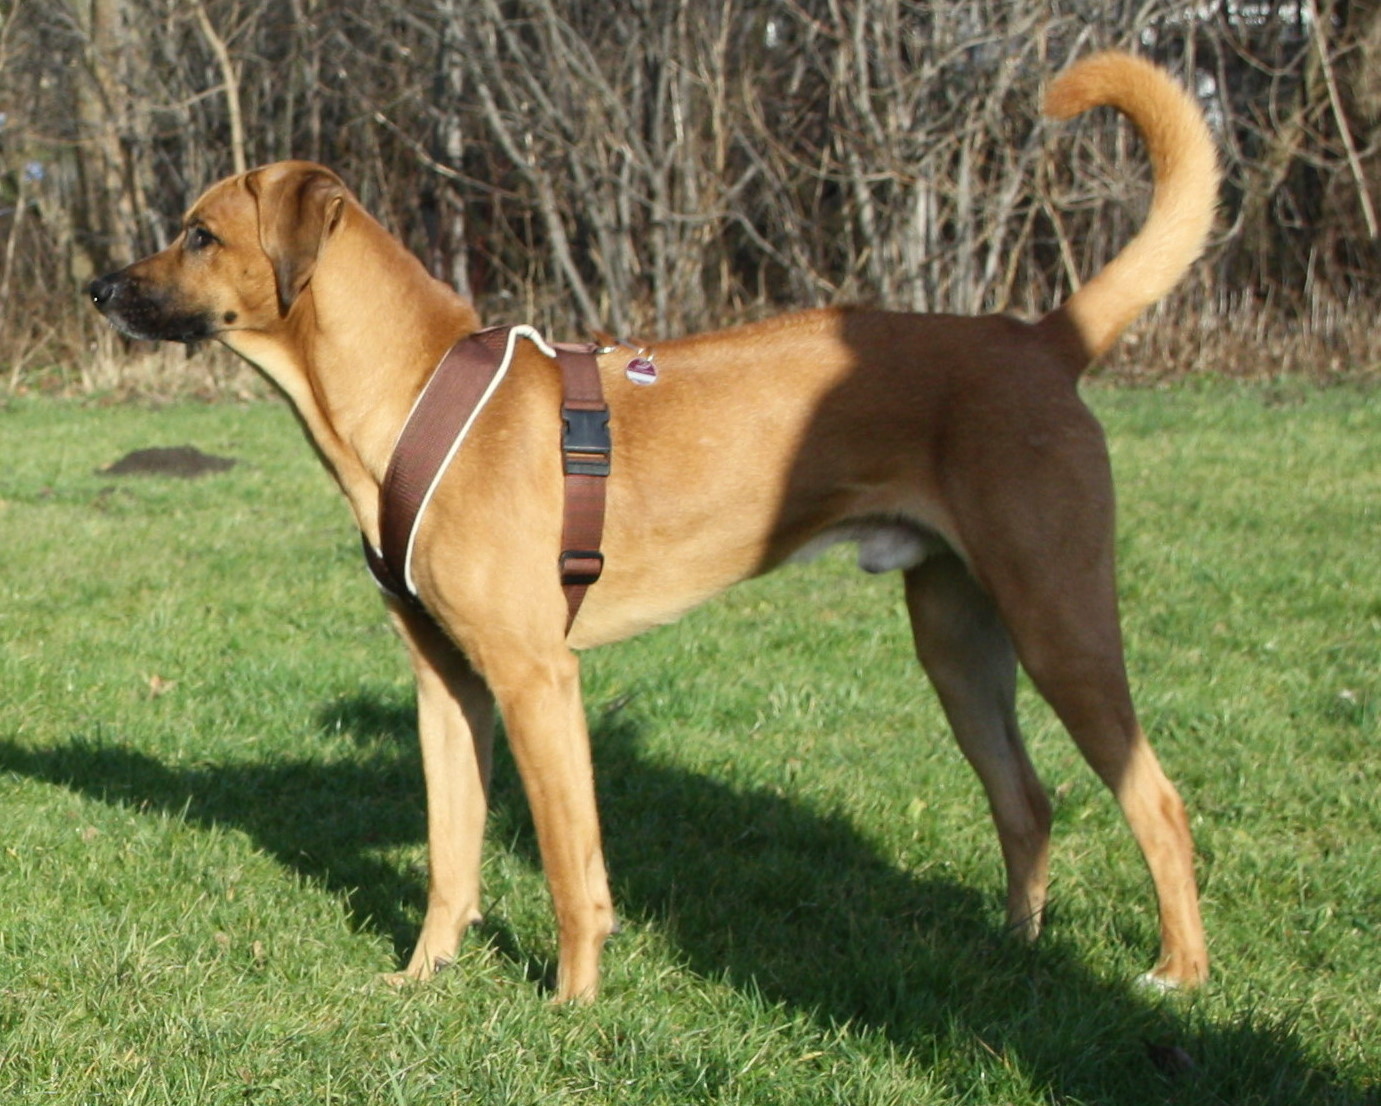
[191,0,247,176]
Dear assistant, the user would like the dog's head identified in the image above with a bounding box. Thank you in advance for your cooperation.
[88,161,349,344]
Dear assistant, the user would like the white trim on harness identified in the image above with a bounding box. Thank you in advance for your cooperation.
[400,324,557,595]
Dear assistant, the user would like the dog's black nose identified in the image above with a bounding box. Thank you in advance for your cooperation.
[87,274,118,310]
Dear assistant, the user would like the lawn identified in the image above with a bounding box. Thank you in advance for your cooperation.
[0,379,1377,1104]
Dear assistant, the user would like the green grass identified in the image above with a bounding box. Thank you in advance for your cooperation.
[0,380,1377,1104]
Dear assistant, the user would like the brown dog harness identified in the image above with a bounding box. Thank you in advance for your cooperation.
[362,325,610,634]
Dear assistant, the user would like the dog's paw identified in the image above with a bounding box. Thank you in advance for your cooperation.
[1136,970,1181,993]
[380,955,453,988]
[1137,967,1206,994]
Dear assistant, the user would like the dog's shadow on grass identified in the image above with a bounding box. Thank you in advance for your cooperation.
[0,708,432,961]
[0,695,1366,1105]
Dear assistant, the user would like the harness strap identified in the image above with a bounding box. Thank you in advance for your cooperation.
[376,326,515,601]
[363,325,609,635]
[554,343,610,630]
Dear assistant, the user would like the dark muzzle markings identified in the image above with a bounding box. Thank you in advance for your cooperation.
[87,270,218,345]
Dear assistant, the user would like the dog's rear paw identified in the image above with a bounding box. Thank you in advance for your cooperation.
[381,955,453,988]
[1137,963,1206,993]
[1137,970,1180,993]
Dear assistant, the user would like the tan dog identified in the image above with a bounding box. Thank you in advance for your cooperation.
[89,51,1217,1002]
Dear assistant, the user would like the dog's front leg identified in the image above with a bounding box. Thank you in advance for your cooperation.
[487,645,616,1002]
[384,601,495,984]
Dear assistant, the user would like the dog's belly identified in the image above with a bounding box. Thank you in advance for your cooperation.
[570,516,949,649]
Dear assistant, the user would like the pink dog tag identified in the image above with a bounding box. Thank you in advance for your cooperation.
[625,357,657,385]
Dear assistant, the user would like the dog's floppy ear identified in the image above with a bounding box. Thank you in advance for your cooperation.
[246,163,347,316]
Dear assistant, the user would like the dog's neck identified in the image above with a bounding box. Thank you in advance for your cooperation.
[224,204,481,547]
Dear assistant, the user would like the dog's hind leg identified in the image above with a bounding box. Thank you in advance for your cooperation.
[903,555,1053,940]
[387,603,496,984]
[976,539,1208,988]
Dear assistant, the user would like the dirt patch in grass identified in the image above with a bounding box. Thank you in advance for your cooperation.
[98,445,237,478]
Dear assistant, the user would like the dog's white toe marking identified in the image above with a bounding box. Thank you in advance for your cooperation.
[1137,971,1183,993]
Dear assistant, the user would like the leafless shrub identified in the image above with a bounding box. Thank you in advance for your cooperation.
[2,0,1379,394]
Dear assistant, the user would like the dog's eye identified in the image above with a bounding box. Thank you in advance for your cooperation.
[185,226,218,252]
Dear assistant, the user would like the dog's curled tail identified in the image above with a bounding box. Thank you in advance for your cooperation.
[1042,51,1219,363]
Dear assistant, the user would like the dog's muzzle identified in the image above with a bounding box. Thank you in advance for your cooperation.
[87,271,216,344]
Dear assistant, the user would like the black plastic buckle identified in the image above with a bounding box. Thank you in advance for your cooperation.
[559,549,605,586]
[562,405,611,476]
